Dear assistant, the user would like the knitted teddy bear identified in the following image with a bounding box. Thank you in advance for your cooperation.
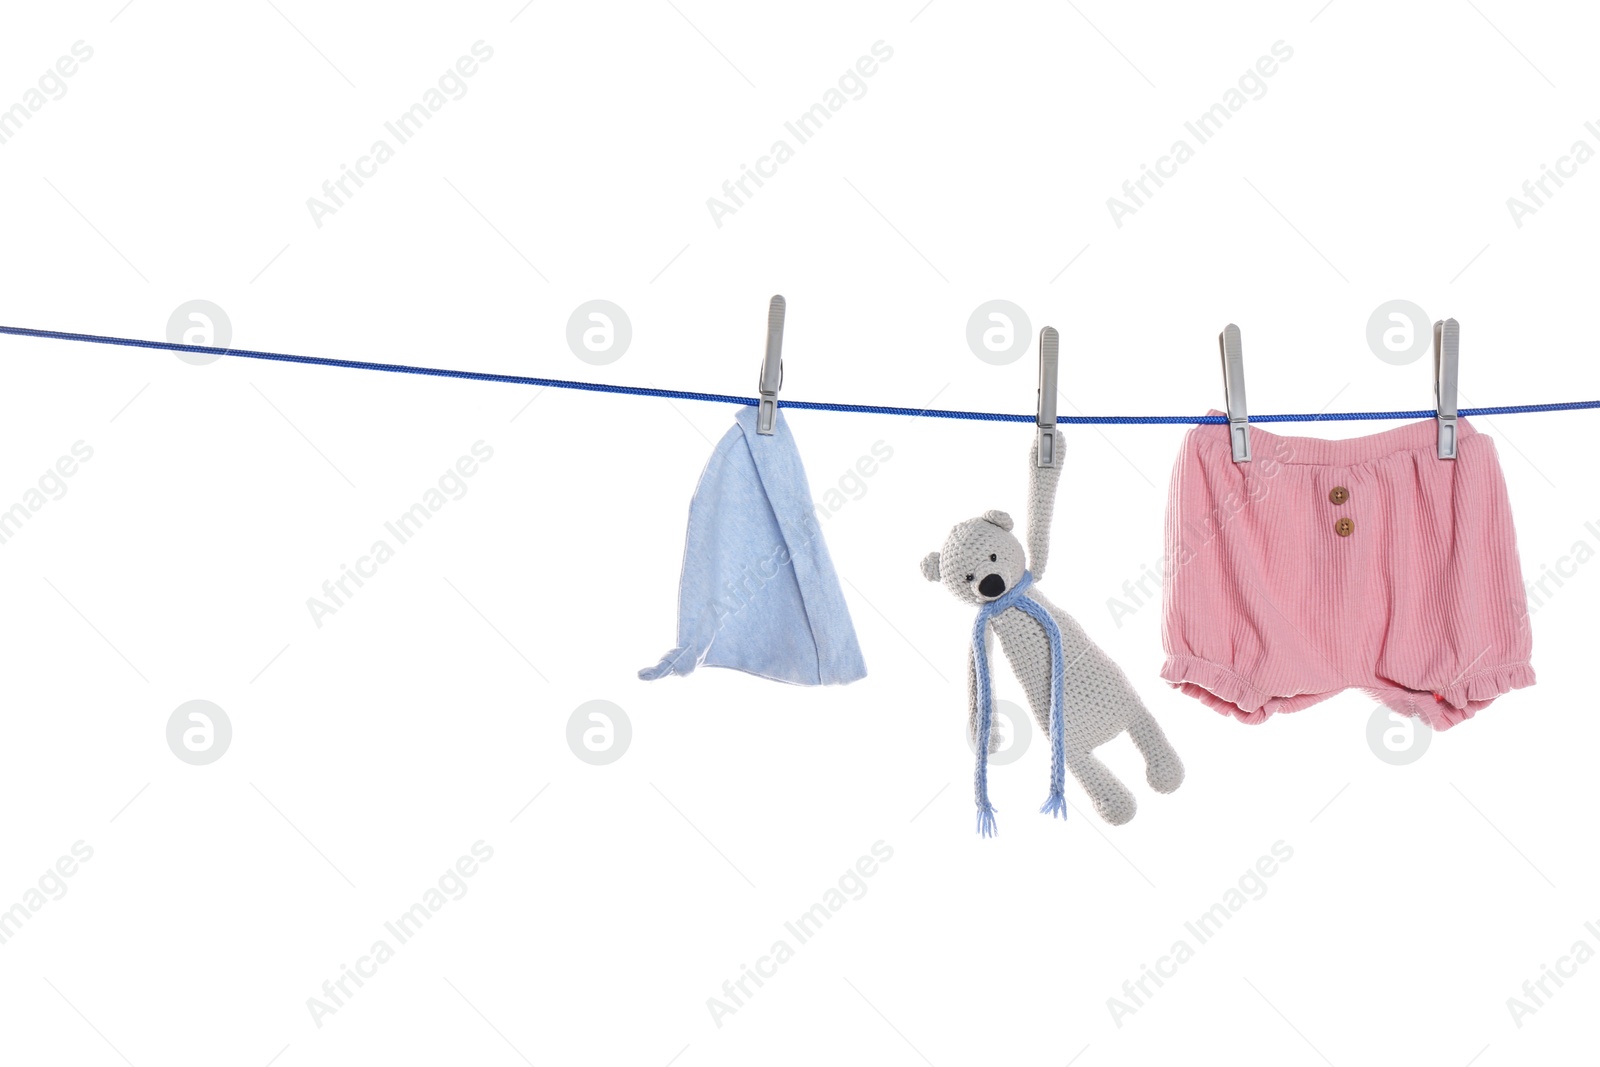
[919,444,1184,831]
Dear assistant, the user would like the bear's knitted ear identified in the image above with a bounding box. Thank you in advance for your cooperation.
[982,509,1013,532]
[920,552,941,582]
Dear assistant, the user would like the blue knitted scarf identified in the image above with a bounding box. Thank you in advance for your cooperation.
[971,570,1067,836]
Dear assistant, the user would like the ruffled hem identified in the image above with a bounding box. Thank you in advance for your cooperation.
[1438,661,1537,711]
[1162,654,1537,731]
[1372,662,1537,731]
[1159,655,1341,724]
[1161,655,1264,723]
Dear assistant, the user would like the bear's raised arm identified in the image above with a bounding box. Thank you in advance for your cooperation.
[1025,440,1063,582]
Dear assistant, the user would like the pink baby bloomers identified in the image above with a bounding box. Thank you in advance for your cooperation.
[1161,413,1534,730]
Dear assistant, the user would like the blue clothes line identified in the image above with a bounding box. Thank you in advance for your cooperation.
[3,323,1597,426]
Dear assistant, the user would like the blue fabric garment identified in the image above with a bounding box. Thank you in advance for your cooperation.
[639,406,866,686]
[972,570,1067,836]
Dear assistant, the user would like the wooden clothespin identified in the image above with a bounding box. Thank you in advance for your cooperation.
[1219,323,1250,463]
[1433,318,1459,460]
[1036,327,1060,467]
[756,295,785,435]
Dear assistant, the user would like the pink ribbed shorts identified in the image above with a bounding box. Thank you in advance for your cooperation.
[1161,413,1534,730]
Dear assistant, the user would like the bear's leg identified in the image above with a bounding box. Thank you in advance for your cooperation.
[1126,706,1185,794]
[1064,750,1137,825]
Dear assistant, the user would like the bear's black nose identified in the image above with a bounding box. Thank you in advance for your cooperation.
[978,573,1006,597]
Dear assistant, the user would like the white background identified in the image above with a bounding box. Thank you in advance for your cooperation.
[0,2,1596,1065]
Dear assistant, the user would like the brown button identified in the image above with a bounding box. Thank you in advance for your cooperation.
[1329,486,1350,505]
[1334,517,1355,537]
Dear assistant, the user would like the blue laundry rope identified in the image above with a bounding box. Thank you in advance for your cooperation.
[3,323,1597,426]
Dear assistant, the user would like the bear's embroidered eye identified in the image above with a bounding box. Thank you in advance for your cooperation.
[989,553,997,562]
[964,573,975,582]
